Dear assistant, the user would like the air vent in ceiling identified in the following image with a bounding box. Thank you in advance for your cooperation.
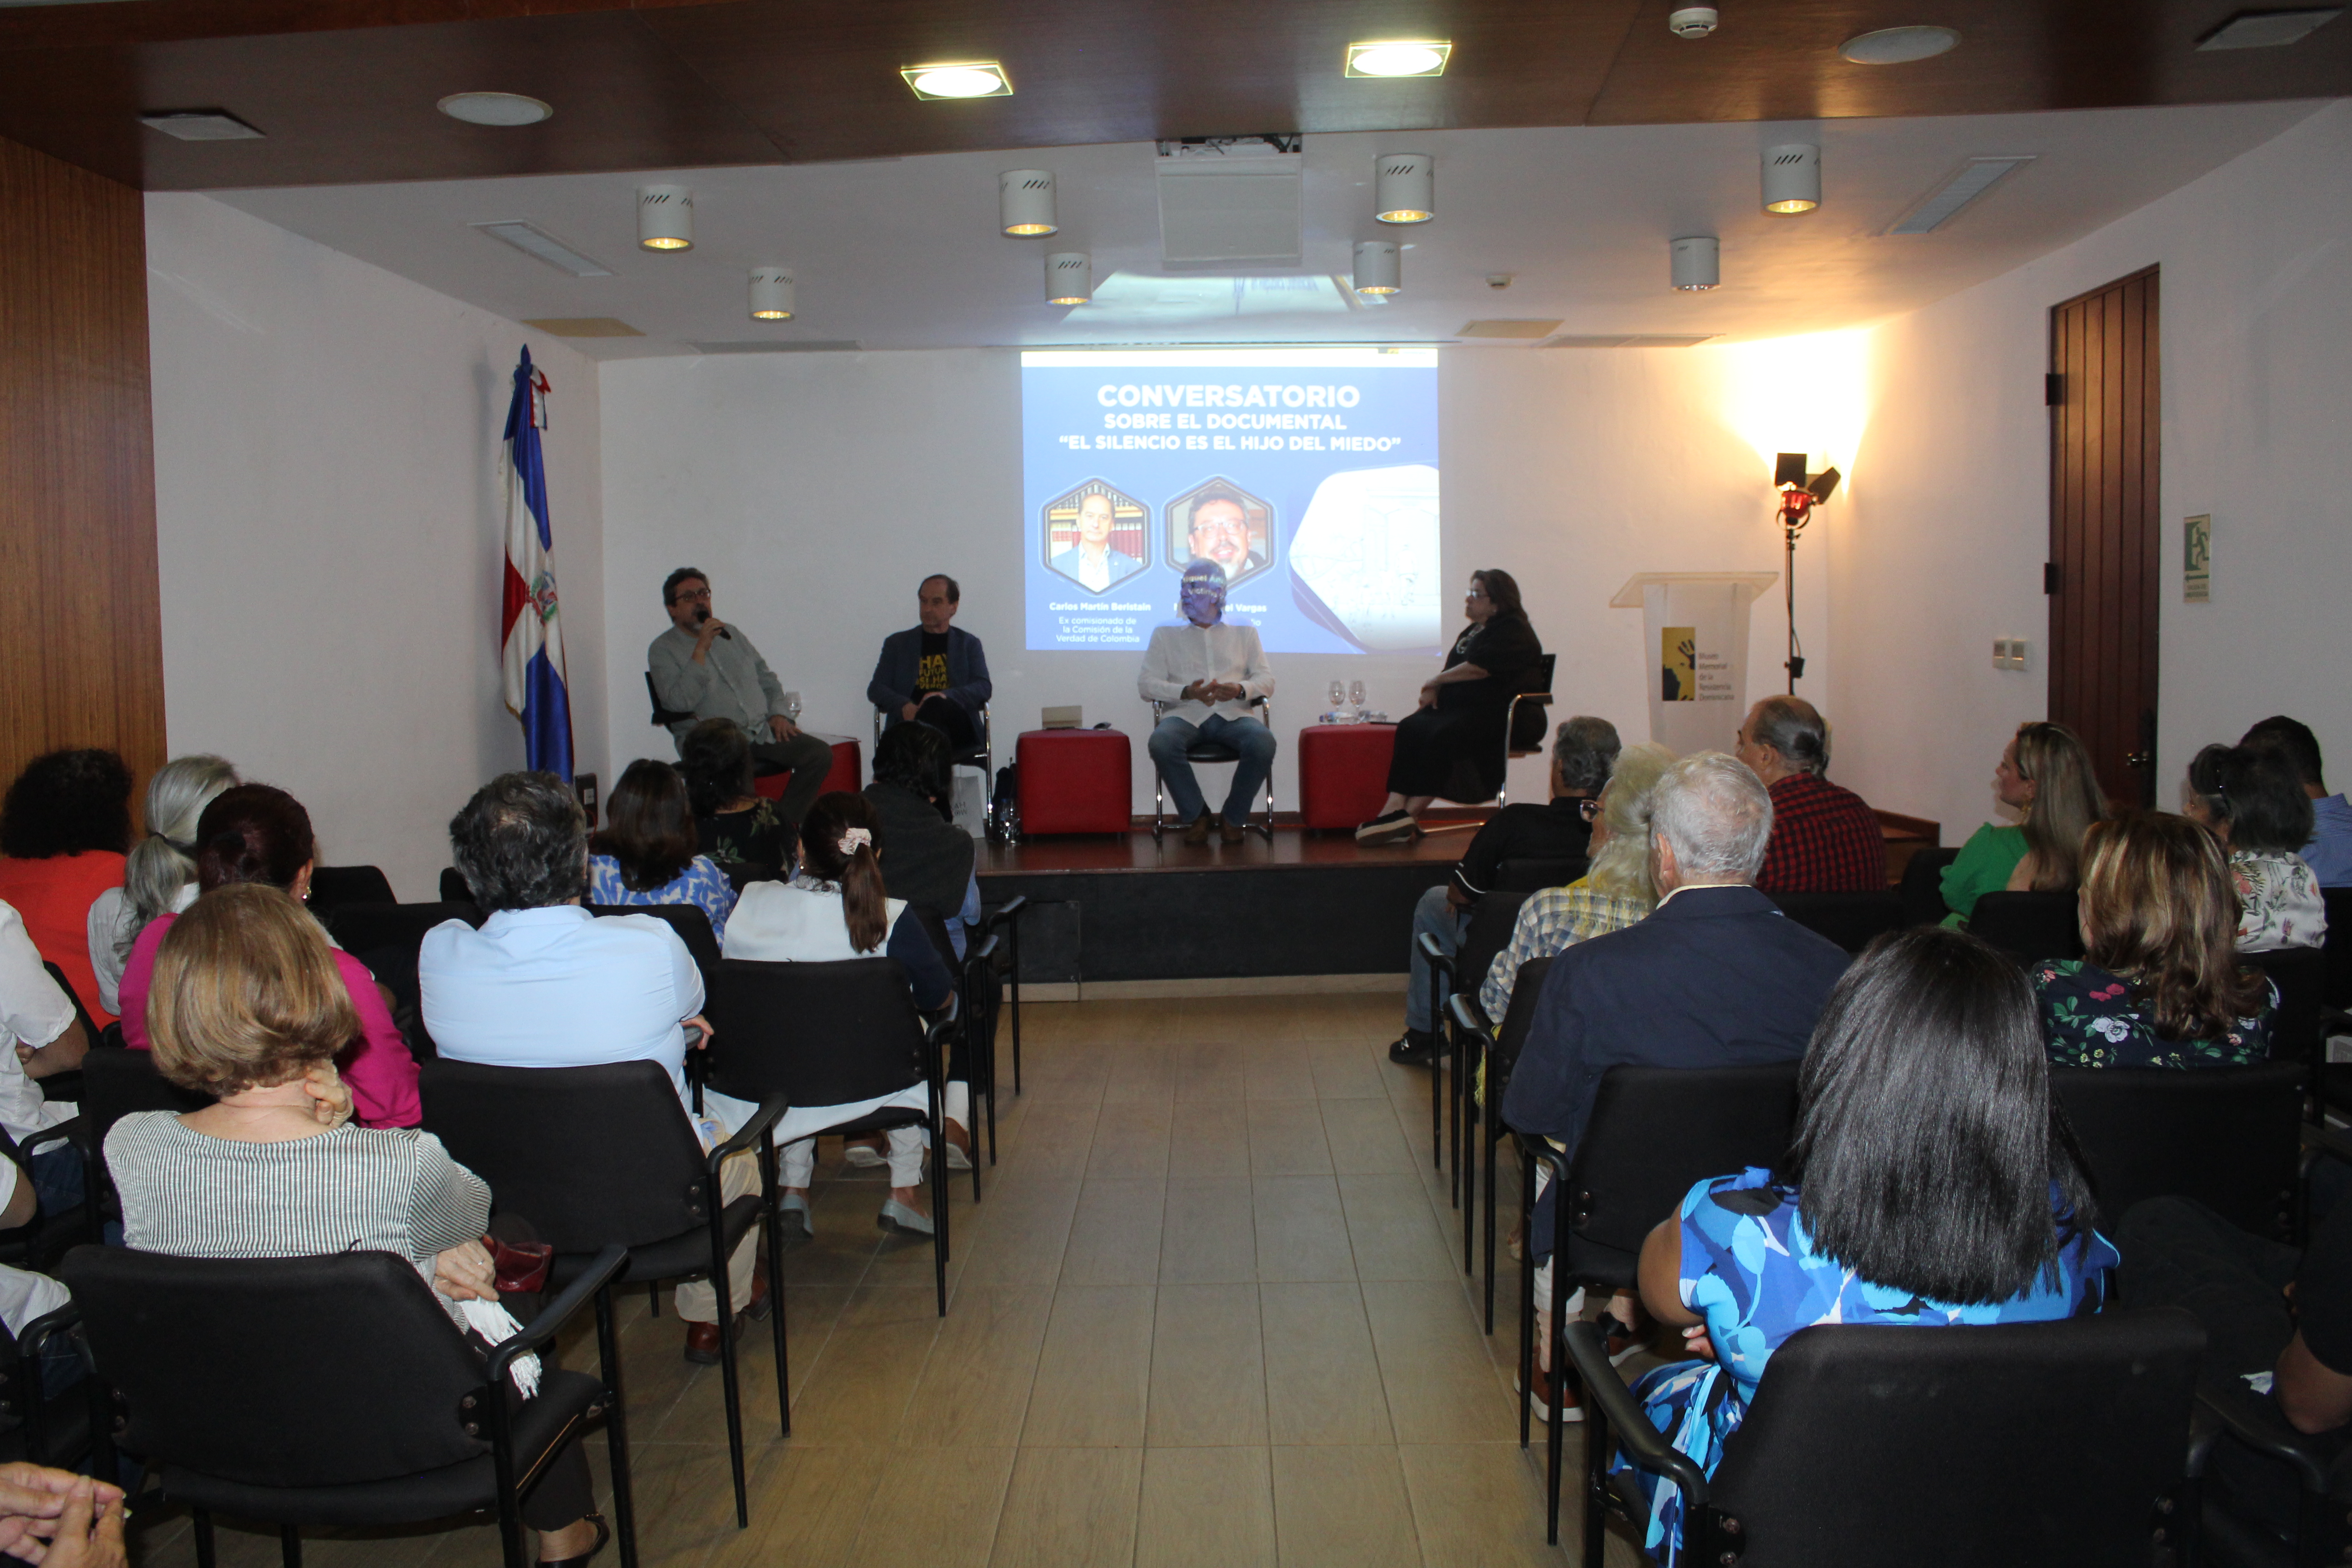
[1886,156,2036,235]
[690,341,865,353]
[522,318,643,338]
[1156,139,1302,267]
[474,220,613,278]
[140,110,264,141]
[1539,334,1719,348]
[1459,319,1563,338]
[2196,7,2341,49]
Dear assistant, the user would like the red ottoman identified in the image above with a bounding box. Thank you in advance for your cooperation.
[753,735,860,802]
[1298,722,1397,829]
[1017,728,1132,834]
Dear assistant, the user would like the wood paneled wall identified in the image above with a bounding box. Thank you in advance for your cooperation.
[0,134,165,803]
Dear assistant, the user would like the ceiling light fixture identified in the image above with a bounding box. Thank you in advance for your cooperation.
[1046,252,1092,306]
[1887,155,2035,234]
[1670,235,1721,290]
[1000,170,1057,236]
[637,184,692,250]
[1761,144,1821,213]
[437,92,553,126]
[1838,25,1960,63]
[1345,40,1452,77]
[749,267,795,320]
[139,110,264,141]
[471,220,613,278]
[1375,153,1435,223]
[901,61,1013,99]
[1667,7,1720,38]
[2198,7,2342,48]
[1353,240,1401,294]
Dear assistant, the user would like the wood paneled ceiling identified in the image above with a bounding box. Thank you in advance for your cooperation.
[0,0,2345,191]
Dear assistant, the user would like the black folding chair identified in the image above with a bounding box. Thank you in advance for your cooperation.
[981,897,1029,1093]
[963,928,1007,1170]
[0,1301,90,1471]
[1494,857,1587,894]
[2246,947,2328,1122]
[1566,1308,2204,1567]
[2196,1349,2352,1568]
[77,1045,209,1239]
[1970,890,2084,965]
[1148,696,1274,839]
[2323,887,2352,1010]
[440,867,474,902]
[1493,653,1556,809]
[2054,1060,2305,1242]
[1419,889,1531,1197]
[62,1243,635,1568]
[325,901,483,955]
[586,902,721,990]
[1897,843,1961,928]
[1764,890,1906,954]
[702,955,956,1317]
[305,865,396,915]
[417,1060,784,1527]
[1449,952,1553,1334]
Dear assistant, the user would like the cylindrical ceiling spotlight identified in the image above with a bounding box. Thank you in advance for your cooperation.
[749,267,795,320]
[1761,144,1821,214]
[1000,170,1057,236]
[1374,152,1435,223]
[1670,235,1720,290]
[637,183,694,250]
[1045,251,1091,306]
[1352,240,1401,294]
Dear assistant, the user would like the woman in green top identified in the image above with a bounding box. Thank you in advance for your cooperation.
[1941,721,2106,925]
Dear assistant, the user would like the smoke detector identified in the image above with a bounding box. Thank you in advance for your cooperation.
[1486,272,1513,289]
[1668,7,1719,38]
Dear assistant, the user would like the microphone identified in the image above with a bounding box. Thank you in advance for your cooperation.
[696,607,731,641]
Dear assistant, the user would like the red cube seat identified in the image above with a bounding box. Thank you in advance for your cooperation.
[1016,728,1132,835]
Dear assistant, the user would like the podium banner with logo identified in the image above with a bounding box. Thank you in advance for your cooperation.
[1610,573,1778,758]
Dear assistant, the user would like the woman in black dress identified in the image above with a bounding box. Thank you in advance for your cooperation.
[1357,570,1544,844]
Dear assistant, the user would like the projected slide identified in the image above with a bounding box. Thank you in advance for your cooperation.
[1021,348,1441,654]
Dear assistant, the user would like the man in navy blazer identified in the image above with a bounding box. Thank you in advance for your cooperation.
[868,574,992,751]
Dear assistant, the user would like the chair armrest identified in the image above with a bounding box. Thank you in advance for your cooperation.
[488,1244,629,1382]
[1416,931,1455,982]
[969,931,1002,967]
[983,896,1029,933]
[1446,990,1493,1043]
[17,1299,77,1366]
[926,993,963,1048]
[2195,1377,2332,1494]
[1563,1319,1710,1507]
[707,1097,786,1174]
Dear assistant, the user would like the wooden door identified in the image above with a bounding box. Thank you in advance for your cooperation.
[2048,267,2160,808]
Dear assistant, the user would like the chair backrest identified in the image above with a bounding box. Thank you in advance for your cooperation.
[1494,857,1586,894]
[1765,891,1907,954]
[439,866,473,903]
[905,902,958,972]
[1705,1310,2203,1567]
[2323,886,2352,1010]
[701,957,927,1110]
[2053,1060,2303,1239]
[2246,946,2327,1079]
[587,902,721,984]
[1505,654,1558,752]
[647,670,694,729]
[1456,890,1532,1004]
[325,901,482,960]
[61,1245,490,1488]
[1490,956,1554,1086]
[38,962,94,1044]
[81,1047,209,1149]
[1897,844,1961,928]
[417,1058,707,1252]
[305,865,396,914]
[1567,1062,1802,1254]
[1969,890,2083,964]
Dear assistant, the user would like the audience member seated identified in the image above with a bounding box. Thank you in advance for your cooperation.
[2186,743,2327,951]
[0,902,87,1218]
[1735,697,1883,894]
[1358,570,1544,844]
[1615,927,2116,1565]
[720,794,956,1235]
[1499,752,1850,1416]
[862,723,980,960]
[1139,559,1277,844]
[647,566,832,829]
[2243,714,2352,888]
[1479,743,1675,1023]
[0,749,132,1026]
[678,719,793,880]
[422,772,758,1365]
[2035,813,2276,1069]
[1389,717,1620,1067]
[109,886,608,1567]
[84,755,238,1020]
[118,785,419,1130]
[588,760,738,940]
[868,573,991,752]
[1940,721,2106,925]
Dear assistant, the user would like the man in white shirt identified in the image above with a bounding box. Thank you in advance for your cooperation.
[0,901,84,1217]
[1138,559,1277,845]
[1048,491,1144,595]
[420,772,759,1366]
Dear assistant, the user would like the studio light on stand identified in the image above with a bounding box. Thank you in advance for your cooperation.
[1773,451,1841,691]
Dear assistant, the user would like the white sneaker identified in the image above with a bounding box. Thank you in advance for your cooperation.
[841,1141,887,1169]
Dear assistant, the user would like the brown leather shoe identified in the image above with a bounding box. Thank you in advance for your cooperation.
[1517,1363,1585,1424]
[684,1319,726,1364]
[1183,812,1213,846]
[1220,814,1247,844]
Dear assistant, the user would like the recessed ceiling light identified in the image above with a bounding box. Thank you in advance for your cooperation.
[901,62,1012,99]
[139,110,264,141]
[438,92,553,127]
[471,220,612,278]
[1838,25,1961,64]
[1345,40,1452,78]
[2197,7,2342,49]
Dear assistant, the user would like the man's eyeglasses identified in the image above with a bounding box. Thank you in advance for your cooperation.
[672,587,713,603]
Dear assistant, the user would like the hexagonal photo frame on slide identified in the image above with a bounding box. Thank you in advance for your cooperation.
[1164,476,1274,589]
[1044,480,1152,597]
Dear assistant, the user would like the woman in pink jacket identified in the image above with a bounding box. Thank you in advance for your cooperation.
[117,784,419,1128]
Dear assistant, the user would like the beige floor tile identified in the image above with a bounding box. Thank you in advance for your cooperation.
[705,1442,889,1568]
[848,1446,1018,1566]
[988,1446,1144,1567]
[1361,1280,1516,1446]
[1306,1040,1388,1100]
[1089,1098,1175,1179]
[1246,1099,1334,1176]
[896,1285,1053,1447]
[1319,1098,1419,1176]
[1104,1041,1179,1103]
[1160,1179,1257,1284]
[1244,1042,1318,1100]
[776,1285,945,1441]
[1340,1173,1463,1282]
[1259,1283,1393,1446]
[1253,1176,1357,1284]
[1147,1283,1268,1447]
[1003,1099,1102,1176]
[952,1171,1083,1289]
[1174,1041,1250,1101]
[1022,1284,1157,1447]
[1063,1176,1169,1287]
[1397,1442,1572,1568]
[1269,1445,1421,1568]
[1136,1447,1278,1568]
[1167,1099,1251,1170]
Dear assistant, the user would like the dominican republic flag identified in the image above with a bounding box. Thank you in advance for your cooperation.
[500,345,574,779]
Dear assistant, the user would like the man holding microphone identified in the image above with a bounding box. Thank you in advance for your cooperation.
[648,567,834,829]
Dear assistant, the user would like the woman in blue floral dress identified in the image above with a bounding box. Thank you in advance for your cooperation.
[2034,812,2274,1069]
[1612,927,2118,1566]
[587,759,738,940]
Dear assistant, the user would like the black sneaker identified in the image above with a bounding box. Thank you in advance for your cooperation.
[1388,1029,1439,1067]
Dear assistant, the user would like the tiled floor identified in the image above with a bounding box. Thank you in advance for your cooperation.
[127,995,1640,1568]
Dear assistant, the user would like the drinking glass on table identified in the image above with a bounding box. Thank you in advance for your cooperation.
[1348,681,1367,715]
[783,691,803,723]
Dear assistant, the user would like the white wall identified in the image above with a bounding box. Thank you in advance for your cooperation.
[594,346,1823,811]
[1833,100,2352,842]
[146,194,609,898]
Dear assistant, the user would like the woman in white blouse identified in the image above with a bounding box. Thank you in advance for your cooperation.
[83,755,237,1017]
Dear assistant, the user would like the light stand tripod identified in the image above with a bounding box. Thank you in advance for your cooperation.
[1772,454,1842,695]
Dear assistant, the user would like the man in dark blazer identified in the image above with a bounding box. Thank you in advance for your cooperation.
[868,574,992,750]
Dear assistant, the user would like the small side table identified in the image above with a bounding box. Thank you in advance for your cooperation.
[1298,722,1397,829]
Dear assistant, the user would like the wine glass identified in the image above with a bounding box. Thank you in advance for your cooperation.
[1329,680,1345,707]
[783,691,803,723]
[1349,680,1367,709]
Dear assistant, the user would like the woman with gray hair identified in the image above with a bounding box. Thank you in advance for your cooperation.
[84,754,239,1017]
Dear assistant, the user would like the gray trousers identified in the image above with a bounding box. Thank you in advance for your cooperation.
[751,728,837,829]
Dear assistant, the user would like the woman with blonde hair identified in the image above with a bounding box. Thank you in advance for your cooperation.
[1940,722,2105,924]
[85,754,238,1017]
[2034,813,2276,1069]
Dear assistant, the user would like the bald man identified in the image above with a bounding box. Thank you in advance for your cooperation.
[1050,492,1145,594]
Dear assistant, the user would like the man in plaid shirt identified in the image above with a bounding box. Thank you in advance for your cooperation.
[1737,696,1884,893]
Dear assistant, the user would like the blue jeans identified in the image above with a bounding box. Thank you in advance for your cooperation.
[1407,883,1469,1033]
[1149,714,1276,825]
